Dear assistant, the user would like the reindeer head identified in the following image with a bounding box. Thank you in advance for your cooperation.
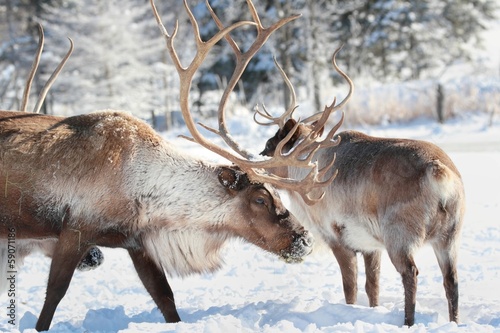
[217,166,313,263]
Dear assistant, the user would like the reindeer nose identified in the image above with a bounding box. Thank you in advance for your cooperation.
[291,230,314,258]
[300,230,314,248]
[280,231,314,263]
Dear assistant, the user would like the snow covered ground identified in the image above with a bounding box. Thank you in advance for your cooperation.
[1,111,500,333]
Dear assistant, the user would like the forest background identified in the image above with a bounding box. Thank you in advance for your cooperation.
[0,0,499,129]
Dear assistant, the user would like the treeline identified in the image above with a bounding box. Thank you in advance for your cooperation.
[0,0,497,124]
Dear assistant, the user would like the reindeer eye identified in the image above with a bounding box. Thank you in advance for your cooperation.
[255,197,266,205]
[253,189,272,208]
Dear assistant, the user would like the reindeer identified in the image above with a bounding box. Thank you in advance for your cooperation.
[0,1,349,331]
[256,51,465,326]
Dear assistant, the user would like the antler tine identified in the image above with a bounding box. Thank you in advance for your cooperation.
[253,56,298,128]
[150,0,184,73]
[324,111,345,144]
[273,56,298,128]
[21,23,44,112]
[302,45,353,124]
[253,107,287,127]
[34,37,74,113]
[205,0,240,55]
[253,104,274,125]
[308,96,338,138]
[245,0,265,30]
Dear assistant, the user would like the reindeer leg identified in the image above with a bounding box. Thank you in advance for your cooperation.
[432,241,459,323]
[363,251,381,307]
[387,249,419,326]
[331,242,358,304]
[128,249,181,322]
[36,230,90,332]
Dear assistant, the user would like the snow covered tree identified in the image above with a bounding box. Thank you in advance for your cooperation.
[1,0,498,122]
[331,0,498,81]
[39,0,168,119]
[0,0,56,110]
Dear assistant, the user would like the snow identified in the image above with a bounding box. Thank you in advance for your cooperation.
[1,111,499,333]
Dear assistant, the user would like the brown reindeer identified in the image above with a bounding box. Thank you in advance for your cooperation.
[257,52,465,326]
[0,1,348,331]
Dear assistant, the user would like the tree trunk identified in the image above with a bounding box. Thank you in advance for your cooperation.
[436,83,444,123]
[307,1,322,113]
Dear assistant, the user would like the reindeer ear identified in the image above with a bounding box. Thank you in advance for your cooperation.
[217,166,250,191]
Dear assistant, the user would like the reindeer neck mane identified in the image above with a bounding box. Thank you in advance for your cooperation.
[142,228,228,277]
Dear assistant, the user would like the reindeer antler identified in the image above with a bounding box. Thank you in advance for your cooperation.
[302,46,353,125]
[20,23,74,113]
[21,24,44,112]
[253,57,298,129]
[253,46,353,203]
[150,0,351,205]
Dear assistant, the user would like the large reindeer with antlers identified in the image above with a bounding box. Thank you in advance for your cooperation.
[257,52,465,326]
[0,0,349,331]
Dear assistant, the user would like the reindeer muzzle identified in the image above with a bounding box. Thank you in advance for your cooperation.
[280,230,314,263]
